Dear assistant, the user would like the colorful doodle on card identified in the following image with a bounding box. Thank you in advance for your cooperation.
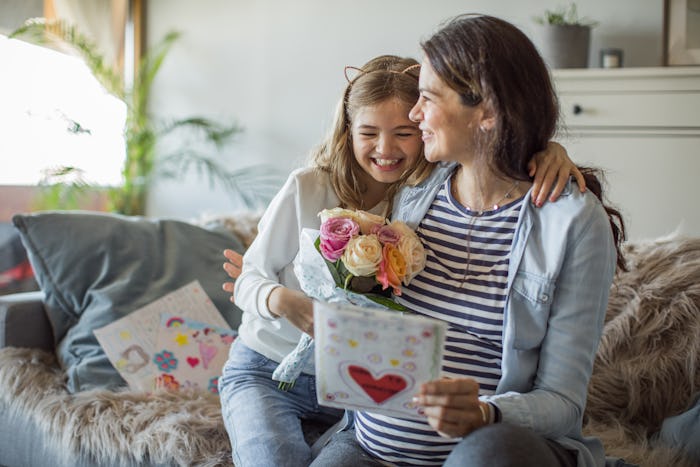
[94,280,231,391]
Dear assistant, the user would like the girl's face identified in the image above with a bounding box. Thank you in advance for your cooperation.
[351,97,422,186]
[409,59,488,165]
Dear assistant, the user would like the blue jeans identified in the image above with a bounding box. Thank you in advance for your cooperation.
[218,340,343,467]
[312,416,577,467]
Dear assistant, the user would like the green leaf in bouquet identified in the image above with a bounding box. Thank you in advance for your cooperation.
[364,294,411,312]
[314,236,344,287]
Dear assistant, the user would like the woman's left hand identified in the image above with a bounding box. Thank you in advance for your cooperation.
[528,141,586,207]
[222,249,243,302]
[414,378,487,438]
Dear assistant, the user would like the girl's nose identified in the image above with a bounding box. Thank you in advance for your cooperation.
[375,135,393,155]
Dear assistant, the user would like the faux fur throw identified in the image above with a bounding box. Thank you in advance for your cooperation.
[0,348,233,466]
[582,235,700,467]
[1,235,699,466]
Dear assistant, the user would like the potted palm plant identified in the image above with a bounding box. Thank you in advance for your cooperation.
[532,3,598,69]
[11,18,282,215]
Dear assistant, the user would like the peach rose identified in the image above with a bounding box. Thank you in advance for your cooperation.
[377,243,407,295]
[354,210,386,235]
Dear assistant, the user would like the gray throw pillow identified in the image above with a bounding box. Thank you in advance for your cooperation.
[13,211,245,393]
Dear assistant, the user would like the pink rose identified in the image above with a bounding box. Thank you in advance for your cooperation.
[372,224,401,245]
[319,217,359,261]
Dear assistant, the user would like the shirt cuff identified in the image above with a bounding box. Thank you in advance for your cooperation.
[256,283,281,320]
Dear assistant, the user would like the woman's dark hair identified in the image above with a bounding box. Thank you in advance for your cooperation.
[422,14,626,270]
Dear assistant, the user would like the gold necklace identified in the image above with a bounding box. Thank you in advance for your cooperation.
[458,179,520,286]
[465,180,520,216]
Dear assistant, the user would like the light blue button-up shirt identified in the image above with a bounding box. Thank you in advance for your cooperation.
[392,162,617,467]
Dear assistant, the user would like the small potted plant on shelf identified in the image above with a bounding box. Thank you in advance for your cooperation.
[532,3,598,69]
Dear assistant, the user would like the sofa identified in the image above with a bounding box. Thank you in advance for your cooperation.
[1,211,699,467]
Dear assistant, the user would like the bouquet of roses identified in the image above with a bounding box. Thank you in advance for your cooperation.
[273,208,427,389]
[316,207,426,303]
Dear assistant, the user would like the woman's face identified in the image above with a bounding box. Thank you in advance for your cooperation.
[351,97,423,186]
[409,59,486,165]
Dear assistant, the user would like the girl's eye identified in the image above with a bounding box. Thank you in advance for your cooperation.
[359,133,377,137]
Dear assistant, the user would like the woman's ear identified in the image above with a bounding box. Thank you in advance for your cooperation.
[479,103,497,131]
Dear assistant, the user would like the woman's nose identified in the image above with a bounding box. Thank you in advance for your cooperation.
[408,101,422,122]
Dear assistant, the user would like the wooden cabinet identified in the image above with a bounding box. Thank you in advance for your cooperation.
[553,67,700,240]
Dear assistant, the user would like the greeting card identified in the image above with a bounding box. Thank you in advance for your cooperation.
[94,280,230,391]
[313,301,446,420]
[153,314,237,394]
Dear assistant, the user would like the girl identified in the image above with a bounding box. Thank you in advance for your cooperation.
[219,54,583,467]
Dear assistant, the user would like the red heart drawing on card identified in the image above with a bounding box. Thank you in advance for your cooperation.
[187,356,200,368]
[347,365,408,404]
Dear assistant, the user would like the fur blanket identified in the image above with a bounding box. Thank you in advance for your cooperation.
[582,235,700,467]
[1,236,699,466]
[0,348,233,466]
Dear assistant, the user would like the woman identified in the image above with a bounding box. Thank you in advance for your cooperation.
[311,14,626,467]
[219,53,583,467]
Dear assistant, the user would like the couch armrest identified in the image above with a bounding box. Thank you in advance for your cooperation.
[0,291,53,351]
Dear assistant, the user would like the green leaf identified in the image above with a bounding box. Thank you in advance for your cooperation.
[532,2,597,27]
[314,236,344,287]
[363,294,411,312]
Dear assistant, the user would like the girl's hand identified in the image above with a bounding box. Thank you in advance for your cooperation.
[528,141,586,207]
[268,287,315,337]
[414,378,488,438]
[222,249,243,302]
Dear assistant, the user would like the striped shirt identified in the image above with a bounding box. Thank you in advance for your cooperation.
[355,176,525,466]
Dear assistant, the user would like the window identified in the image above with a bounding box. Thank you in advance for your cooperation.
[0,34,126,186]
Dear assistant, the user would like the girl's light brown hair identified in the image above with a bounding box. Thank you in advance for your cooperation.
[311,55,433,216]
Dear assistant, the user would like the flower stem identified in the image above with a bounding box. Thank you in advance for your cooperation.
[278,381,295,391]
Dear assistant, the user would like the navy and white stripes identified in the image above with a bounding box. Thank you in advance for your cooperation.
[355,178,524,465]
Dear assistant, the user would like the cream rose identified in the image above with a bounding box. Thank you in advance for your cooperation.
[319,208,358,224]
[395,227,426,285]
[341,234,383,277]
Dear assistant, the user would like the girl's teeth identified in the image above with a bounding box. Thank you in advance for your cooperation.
[375,159,399,167]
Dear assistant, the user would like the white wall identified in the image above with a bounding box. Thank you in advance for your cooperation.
[145,0,665,219]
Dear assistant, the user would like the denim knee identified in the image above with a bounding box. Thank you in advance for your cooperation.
[444,424,575,467]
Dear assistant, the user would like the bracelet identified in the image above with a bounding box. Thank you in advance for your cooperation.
[478,402,489,424]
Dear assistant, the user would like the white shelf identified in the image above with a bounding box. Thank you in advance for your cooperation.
[551,66,700,240]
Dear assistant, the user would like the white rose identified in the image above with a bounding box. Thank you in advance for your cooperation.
[396,231,426,285]
[341,234,382,277]
[319,208,358,223]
